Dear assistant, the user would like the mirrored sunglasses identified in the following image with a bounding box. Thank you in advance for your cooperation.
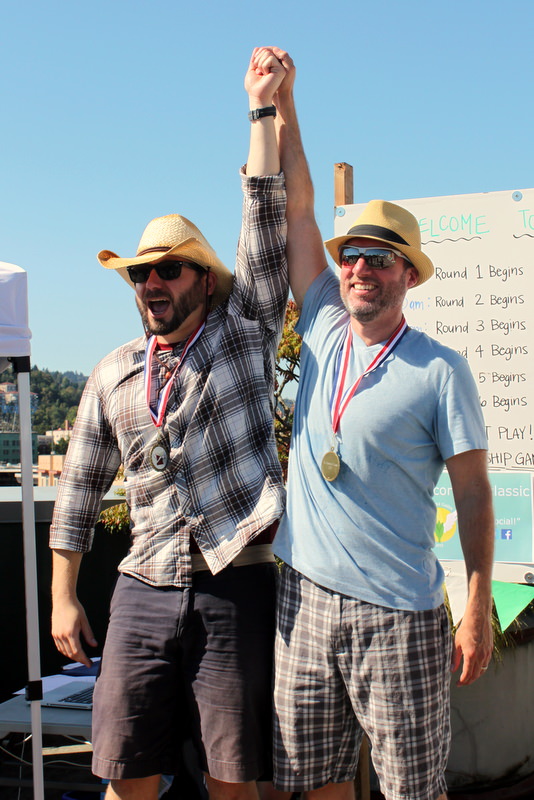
[126,260,205,285]
[340,246,408,270]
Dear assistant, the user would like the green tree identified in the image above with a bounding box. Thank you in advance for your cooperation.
[0,365,87,433]
[274,300,301,480]
[53,437,70,455]
[29,367,86,434]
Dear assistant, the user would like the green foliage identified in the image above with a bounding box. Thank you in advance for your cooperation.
[99,496,129,535]
[98,469,129,534]
[29,366,87,434]
[1,365,87,433]
[53,437,70,455]
[274,301,301,480]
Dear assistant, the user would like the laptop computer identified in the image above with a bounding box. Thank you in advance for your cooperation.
[39,680,95,710]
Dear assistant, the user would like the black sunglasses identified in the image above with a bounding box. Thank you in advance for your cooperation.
[340,246,408,270]
[126,260,206,285]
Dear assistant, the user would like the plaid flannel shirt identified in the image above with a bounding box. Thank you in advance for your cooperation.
[49,171,288,586]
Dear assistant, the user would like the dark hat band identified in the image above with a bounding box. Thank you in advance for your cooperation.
[346,224,409,247]
[136,246,172,257]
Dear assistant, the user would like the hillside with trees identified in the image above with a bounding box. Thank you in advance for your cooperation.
[0,366,87,433]
[30,368,87,433]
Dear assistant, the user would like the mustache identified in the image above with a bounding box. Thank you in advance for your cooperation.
[143,289,172,302]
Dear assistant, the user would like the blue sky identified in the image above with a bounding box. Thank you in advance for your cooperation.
[1,0,532,375]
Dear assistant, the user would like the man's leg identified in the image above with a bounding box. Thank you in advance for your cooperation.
[205,775,259,799]
[204,776,294,800]
[273,566,361,796]
[92,576,189,788]
[339,602,452,800]
[303,782,355,800]
[105,775,161,799]
[303,780,445,799]
[258,782,294,800]
[185,564,277,788]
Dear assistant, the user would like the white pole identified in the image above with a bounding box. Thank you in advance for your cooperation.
[17,365,45,800]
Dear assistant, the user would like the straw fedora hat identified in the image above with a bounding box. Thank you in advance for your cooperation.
[98,214,233,308]
[324,199,434,286]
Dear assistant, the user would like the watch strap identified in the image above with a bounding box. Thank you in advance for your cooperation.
[248,105,277,122]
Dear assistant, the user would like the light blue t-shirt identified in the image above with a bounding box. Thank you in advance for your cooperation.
[274,269,487,610]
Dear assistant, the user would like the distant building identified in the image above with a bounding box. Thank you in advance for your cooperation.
[37,454,125,488]
[38,420,75,485]
[47,420,73,446]
[37,454,66,487]
[0,431,38,465]
[0,382,38,414]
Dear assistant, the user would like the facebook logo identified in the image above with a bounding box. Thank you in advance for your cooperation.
[501,529,513,541]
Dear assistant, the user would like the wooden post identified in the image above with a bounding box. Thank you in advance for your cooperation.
[334,162,354,207]
[354,735,371,800]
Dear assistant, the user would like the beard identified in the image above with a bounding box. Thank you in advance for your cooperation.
[340,271,409,323]
[136,276,205,336]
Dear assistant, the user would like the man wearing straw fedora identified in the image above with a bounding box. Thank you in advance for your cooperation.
[50,48,292,800]
[266,49,494,800]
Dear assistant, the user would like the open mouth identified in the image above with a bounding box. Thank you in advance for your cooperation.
[147,299,170,318]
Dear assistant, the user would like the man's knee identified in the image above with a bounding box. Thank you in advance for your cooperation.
[303,780,355,800]
[105,774,161,800]
[204,774,260,800]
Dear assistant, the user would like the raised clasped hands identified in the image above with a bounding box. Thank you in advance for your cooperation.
[245,46,294,108]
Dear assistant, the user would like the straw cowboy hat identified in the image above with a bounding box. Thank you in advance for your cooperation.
[98,214,233,308]
[324,199,434,286]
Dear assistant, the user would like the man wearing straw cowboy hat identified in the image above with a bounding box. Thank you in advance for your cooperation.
[266,49,494,800]
[50,48,292,800]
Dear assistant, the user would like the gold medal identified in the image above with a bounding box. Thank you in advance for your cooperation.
[321,449,341,482]
[325,318,407,483]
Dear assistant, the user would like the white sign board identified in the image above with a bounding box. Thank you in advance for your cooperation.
[334,188,534,563]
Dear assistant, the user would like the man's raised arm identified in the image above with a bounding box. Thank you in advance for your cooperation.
[245,47,285,177]
[271,47,328,308]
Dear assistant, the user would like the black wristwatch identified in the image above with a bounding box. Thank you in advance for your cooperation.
[248,105,277,122]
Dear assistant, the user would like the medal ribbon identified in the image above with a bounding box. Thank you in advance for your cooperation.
[331,316,408,434]
[144,320,206,427]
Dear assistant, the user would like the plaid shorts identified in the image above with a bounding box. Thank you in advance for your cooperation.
[273,564,452,800]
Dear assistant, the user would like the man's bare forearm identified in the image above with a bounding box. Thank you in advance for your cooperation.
[271,49,327,307]
[52,549,83,599]
[51,549,96,667]
[447,450,494,684]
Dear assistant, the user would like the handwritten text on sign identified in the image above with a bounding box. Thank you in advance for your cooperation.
[335,189,534,472]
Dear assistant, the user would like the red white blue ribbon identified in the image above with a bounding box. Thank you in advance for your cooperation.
[331,317,408,434]
[144,321,205,427]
